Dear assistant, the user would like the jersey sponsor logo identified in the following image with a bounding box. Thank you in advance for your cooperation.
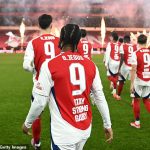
[72,98,88,122]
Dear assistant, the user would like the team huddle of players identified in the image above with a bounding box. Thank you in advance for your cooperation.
[104,31,150,129]
[21,13,150,150]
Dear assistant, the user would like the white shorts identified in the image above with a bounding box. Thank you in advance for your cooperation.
[51,139,87,150]
[107,59,120,76]
[119,63,131,81]
[134,84,150,98]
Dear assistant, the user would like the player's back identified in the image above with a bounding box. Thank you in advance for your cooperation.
[123,43,137,66]
[77,39,92,60]
[32,34,61,79]
[48,51,96,130]
[110,42,120,61]
[136,48,150,81]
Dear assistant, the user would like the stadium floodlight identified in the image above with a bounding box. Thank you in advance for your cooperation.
[101,17,106,48]
[19,18,26,50]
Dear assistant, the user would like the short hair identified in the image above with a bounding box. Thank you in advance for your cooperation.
[123,35,130,43]
[81,29,87,38]
[119,37,123,43]
[38,14,52,29]
[137,34,147,45]
[110,31,118,41]
[59,24,81,52]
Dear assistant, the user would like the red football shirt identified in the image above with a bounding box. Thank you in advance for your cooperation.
[32,34,61,79]
[135,48,150,81]
[110,42,120,61]
[48,51,96,130]
[122,43,137,67]
[78,39,92,60]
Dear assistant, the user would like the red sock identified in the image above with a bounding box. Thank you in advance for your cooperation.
[108,76,113,82]
[117,81,124,96]
[108,76,117,89]
[143,98,150,113]
[32,118,41,144]
[133,98,140,120]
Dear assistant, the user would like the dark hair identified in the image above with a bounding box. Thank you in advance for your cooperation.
[110,31,118,41]
[81,29,87,38]
[59,24,81,52]
[119,37,123,43]
[38,14,52,29]
[123,35,130,43]
[137,34,147,44]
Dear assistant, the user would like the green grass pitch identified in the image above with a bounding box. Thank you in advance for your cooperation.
[0,54,150,150]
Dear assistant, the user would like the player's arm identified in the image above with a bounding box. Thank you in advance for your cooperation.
[130,52,137,93]
[22,61,52,134]
[91,66,113,143]
[118,44,124,73]
[104,43,111,69]
[23,41,35,73]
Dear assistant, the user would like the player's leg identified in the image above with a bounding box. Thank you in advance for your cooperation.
[115,75,125,100]
[143,98,150,113]
[116,66,129,100]
[107,69,118,95]
[142,86,150,113]
[130,85,141,128]
[117,68,127,96]
[31,94,42,149]
[117,80,124,98]
[130,97,141,128]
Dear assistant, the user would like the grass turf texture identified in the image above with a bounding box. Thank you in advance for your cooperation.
[0,54,150,150]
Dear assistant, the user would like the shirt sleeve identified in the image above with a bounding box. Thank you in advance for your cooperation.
[33,61,53,97]
[104,42,111,67]
[91,66,112,129]
[23,41,35,72]
[24,93,49,128]
[131,51,137,65]
[119,44,124,54]
[24,61,53,128]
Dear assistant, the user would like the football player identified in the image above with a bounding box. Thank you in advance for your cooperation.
[130,34,150,128]
[22,24,113,149]
[105,32,120,97]
[77,29,92,60]
[114,35,137,100]
[23,14,61,149]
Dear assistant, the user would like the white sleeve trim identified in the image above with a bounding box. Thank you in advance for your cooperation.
[24,93,49,128]
[105,43,111,67]
[23,40,34,72]
[91,67,112,129]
